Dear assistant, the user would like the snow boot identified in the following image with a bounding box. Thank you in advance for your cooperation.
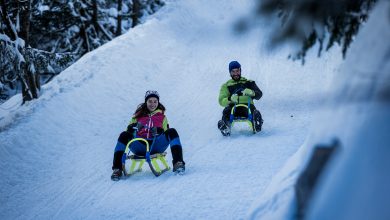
[173,161,185,175]
[218,120,231,136]
[111,169,122,181]
[253,110,263,132]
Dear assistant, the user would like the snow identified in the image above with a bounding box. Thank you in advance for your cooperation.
[0,33,11,42]
[248,1,390,219]
[37,5,50,13]
[306,1,390,219]
[122,3,129,14]
[109,8,118,17]
[8,0,389,219]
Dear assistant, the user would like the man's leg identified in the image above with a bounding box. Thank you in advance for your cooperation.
[250,105,263,132]
[218,105,233,136]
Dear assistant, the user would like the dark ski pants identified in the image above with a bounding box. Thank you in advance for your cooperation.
[221,104,263,130]
[112,128,184,170]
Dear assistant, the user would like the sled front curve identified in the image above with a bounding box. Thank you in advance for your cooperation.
[122,137,170,177]
[229,102,256,134]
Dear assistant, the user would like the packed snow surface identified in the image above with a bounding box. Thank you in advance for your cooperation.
[0,0,342,219]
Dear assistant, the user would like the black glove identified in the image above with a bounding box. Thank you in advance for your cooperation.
[150,127,164,137]
[127,124,135,133]
[127,122,144,133]
[151,127,158,137]
[135,122,144,130]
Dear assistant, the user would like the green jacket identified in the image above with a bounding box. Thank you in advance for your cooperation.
[218,77,262,107]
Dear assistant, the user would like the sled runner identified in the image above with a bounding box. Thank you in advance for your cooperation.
[122,137,170,177]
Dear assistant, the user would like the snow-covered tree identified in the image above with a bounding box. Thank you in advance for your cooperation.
[1,0,165,104]
[243,0,377,64]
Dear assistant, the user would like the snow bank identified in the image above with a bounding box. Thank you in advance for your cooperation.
[248,1,390,219]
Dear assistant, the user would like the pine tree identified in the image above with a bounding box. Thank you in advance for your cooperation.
[1,0,165,104]
[247,0,377,64]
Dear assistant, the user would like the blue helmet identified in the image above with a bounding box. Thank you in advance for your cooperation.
[229,61,241,72]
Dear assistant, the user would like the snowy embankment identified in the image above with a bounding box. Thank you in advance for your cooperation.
[0,0,342,219]
[249,1,390,219]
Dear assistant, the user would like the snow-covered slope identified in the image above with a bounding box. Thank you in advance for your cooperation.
[0,0,342,219]
[248,1,390,219]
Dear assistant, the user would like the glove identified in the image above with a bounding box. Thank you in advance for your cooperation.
[230,94,239,103]
[127,122,144,132]
[136,122,144,130]
[243,88,255,97]
[150,127,163,137]
[127,124,134,133]
[150,127,157,136]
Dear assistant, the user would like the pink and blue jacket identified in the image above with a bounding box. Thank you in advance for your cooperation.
[129,109,169,139]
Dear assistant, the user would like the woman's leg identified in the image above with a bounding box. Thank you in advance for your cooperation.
[129,140,149,156]
[150,134,170,154]
[112,131,133,170]
[150,128,184,166]
[165,128,184,165]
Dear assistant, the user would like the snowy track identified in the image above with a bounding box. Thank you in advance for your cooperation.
[0,0,341,219]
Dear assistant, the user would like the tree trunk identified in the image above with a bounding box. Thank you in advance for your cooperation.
[0,0,17,41]
[20,51,39,103]
[19,0,39,103]
[80,23,91,53]
[116,0,122,36]
[131,0,141,28]
[35,73,40,90]
[18,0,31,46]
[92,0,99,32]
[78,5,91,53]
[20,62,32,103]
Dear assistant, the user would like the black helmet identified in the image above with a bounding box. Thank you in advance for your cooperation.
[144,90,159,102]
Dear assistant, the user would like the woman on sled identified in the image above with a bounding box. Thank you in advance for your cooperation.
[111,90,185,181]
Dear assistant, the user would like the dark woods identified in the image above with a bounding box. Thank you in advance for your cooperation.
[236,0,377,64]
[0,0,164,104]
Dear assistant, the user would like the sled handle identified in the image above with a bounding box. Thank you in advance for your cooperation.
[124,137,163,176]
[124,138,150,155]
[230,97,252,123]
[124,136,158,163]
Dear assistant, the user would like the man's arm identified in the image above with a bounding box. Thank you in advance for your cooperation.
[248,81,263,100]
[218,83,231,107]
